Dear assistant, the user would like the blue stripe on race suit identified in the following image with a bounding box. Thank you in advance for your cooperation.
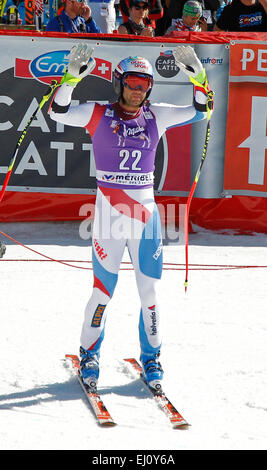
[139,309,161,358]
[88,318,106,355]
[167,110,206,130]
[92,250,118,298]
[138,206,163,280]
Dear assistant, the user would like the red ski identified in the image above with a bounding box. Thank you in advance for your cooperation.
[124,358,189,429]
[65,354,116,427]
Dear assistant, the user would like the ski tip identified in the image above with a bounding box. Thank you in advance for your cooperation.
[100,420,117,428]
[65,354,78,360]
[173,422,190,430]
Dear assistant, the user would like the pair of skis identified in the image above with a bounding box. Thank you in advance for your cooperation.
[65,354,189,429]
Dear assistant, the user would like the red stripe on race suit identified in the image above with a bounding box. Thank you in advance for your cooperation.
[98,186,151,224]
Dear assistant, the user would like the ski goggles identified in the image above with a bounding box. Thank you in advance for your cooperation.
[122,73,153,92]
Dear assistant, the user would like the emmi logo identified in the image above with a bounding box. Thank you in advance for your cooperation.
[91,304,106,328]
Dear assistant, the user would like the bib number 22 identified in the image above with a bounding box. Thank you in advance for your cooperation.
[119,149,142,171]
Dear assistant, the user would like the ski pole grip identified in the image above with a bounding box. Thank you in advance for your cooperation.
[41,80,60,106]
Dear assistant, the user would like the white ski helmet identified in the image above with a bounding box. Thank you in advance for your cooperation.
[113,56,154,101]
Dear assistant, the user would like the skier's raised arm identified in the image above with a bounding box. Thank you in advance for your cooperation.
[151,45,214,137]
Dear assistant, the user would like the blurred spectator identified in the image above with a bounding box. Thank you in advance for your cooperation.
[155,0,172,35]
[117,0,154,34]
[1,0,53,26]
[216,0,232,20]
[46,0,102,32]
[215,0,267,31]
[165,0,208,33]
[6,4,20,23]
[167,0,220,30]
[1,0,19,22]
[87,0,117,33]
[119,0,163,30]
[0,241,6,258]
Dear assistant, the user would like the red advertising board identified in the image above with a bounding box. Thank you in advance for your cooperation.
[224,42,267,196]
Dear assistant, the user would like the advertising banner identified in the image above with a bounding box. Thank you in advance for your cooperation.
[0,35,228,221]
[0,37,192,196]
[224,41,267,197]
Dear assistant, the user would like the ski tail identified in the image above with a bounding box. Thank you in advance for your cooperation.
[124,358,189,429]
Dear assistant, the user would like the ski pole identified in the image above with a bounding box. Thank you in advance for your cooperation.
[184,84,214,292]
[0,0,8,20]
[0,80,59,203]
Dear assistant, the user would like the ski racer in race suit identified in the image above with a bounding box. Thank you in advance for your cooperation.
[49,44,213,391]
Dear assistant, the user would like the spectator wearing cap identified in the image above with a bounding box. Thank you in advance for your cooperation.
[167,0,220,30]
[46,0,102,32]
[117,0,154,34]
[215,0,267,31]
[165,0,208,33]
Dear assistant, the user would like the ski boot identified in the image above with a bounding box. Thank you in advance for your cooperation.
[79,346,99,391]
[141,352,164,394]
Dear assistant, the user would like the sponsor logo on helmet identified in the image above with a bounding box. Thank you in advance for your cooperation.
[130,59,149,70]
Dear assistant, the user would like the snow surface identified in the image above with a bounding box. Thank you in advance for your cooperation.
[0,221,267,451]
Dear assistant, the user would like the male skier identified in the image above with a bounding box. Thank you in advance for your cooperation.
[49,44,213,392]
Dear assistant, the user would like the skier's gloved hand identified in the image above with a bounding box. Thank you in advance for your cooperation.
[61,43,96,87]
[173,45,206,85]
[173,45,214,118]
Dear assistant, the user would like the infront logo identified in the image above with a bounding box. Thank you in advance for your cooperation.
[201,57,223,65]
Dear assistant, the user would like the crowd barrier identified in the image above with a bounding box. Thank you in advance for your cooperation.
[0,30,267,233]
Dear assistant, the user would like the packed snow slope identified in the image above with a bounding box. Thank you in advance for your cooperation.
[0,221,266,450]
